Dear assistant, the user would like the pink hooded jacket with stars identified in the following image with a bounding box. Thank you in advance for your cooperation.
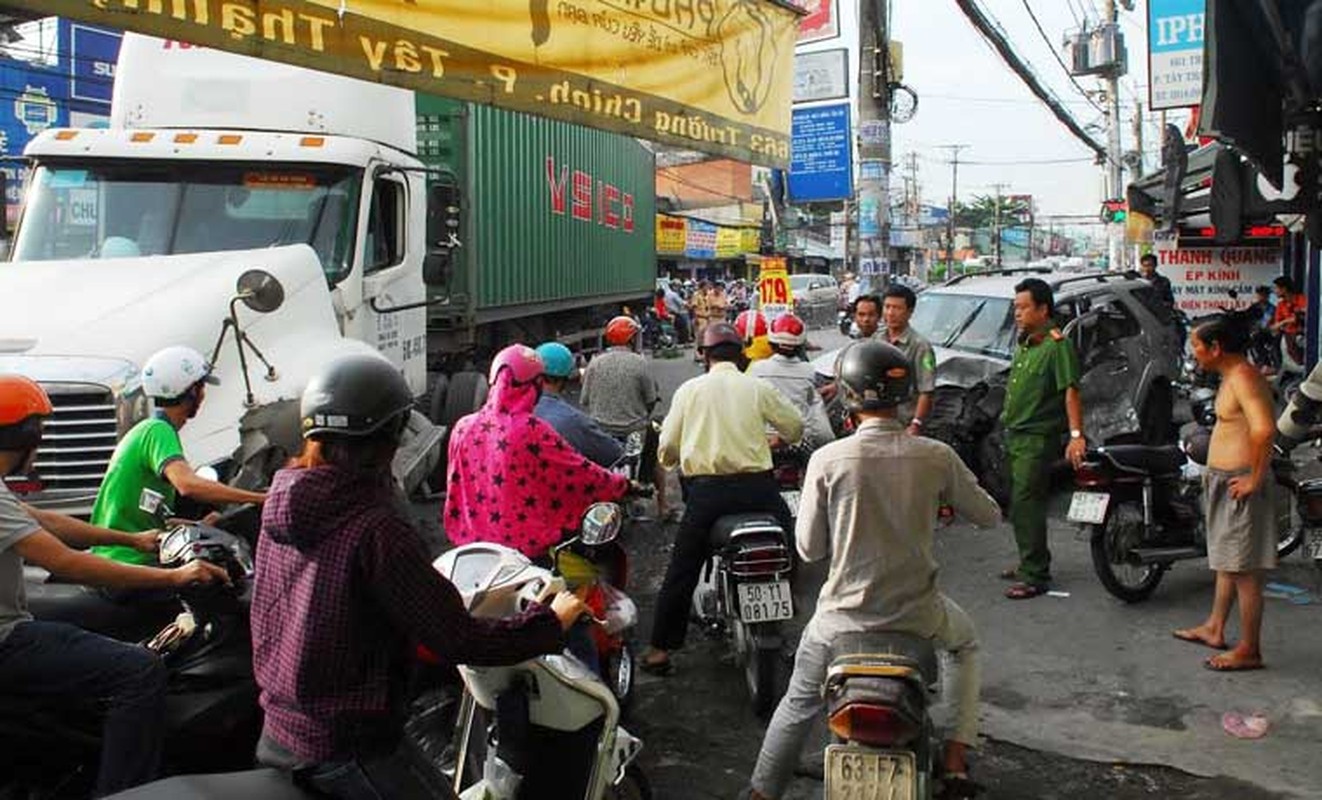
[443,368,630,558]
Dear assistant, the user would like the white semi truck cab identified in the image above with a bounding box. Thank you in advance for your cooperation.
[0,34,452,512]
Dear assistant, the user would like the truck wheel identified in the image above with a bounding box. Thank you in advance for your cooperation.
[425,373,450,426]
[443,371,488,428]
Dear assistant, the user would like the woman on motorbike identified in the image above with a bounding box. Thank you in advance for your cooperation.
[444,344,632,561]
[251,353,589,800]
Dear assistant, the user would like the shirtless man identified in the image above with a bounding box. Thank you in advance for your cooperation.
[1174,316,1277,671]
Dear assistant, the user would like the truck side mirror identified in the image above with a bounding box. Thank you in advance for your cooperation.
[424,180,460,288]
[236,270,285,313]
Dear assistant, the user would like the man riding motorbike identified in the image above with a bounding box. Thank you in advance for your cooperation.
[90,346,265,565]
[640,323,804,675]
[746,342,1001,800]
[581,316,669,518]
[533,342,623,468]
[444,345,632,561]
[748,313,835,451]
[0,375,228,796]
[251,354,591,799]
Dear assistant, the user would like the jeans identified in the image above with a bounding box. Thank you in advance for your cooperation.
[0,620,167,796]
[649,472,791,651]
[750,600,981,799]
[258,734,456,800]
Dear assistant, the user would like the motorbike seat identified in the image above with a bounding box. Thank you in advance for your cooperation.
[105,769,313,799]
[25,581,179,643]
[1097,444,1185,476]
[709,513,786,549]
[828,633,939,688]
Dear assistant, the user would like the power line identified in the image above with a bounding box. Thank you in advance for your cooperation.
[1020,0,1105,114]
[921,92,1099,108]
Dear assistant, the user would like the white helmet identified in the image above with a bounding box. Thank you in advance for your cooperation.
[142,346,219,402]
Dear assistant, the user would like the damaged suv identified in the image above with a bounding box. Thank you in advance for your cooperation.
[817,269,1183,502]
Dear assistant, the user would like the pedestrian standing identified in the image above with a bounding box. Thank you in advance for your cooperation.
[1001,278,1086,600]
[1270,276,1306,369]
[1138,253,1175,308]
[710,281,731,323]
[879,285,936,433]
[691,281,714,362]
[1173,316,1277,671]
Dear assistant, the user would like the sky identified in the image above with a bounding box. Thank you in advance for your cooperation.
[884,0,1193,223]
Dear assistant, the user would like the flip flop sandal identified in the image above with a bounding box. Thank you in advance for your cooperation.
[1004,582,1049,600]
[638,658,674,677]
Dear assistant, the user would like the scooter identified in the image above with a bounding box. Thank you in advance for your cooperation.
[772,445,807,520]
[435,539,650,800]
[821,634,945,800]
[550,503,640,714]
[1070,391,1302,602]
[1274,360,1322,572]
[691,511,795,718]
[0,520,261,799]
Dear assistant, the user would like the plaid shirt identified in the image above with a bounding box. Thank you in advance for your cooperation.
[252,465,563,763]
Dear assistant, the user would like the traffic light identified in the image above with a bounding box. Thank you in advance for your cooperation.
[1100,198,1128,223]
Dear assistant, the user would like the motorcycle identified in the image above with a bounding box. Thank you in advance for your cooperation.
[435,540,650,800]
[837,310,854,337]
[640,308,677,356]
[821,634,945,800]
[1,520,260,799]
[550,503,641,714]
[691,510,795,718]
[1275,362,1322,571]
[772,445,807,520]
[1069,392,1302,602]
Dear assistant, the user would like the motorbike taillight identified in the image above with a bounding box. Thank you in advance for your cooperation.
[1073,462,1110,488]
[774,465,801,488]
[828,702,922,747]
[730,544,791,577]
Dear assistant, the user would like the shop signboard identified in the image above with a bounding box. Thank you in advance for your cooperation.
[1148,0,1205,110]
[1161,246,1281,313]
[758,256,793,321]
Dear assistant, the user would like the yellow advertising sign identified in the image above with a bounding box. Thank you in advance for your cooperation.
[656,215,688,255]
[758,256,793,321]
[740,227,761,253]
[715,226,743,259]
[39,0,801,166]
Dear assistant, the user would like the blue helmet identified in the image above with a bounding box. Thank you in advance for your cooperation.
[535,342,575,379]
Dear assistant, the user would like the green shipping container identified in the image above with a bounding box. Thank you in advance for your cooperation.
[416,97,656,322]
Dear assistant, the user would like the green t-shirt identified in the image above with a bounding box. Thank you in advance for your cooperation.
[1001,331,1081,436]
[90,416,185,565]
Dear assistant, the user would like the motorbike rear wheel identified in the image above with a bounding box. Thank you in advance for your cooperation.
[606,641,635,719]
[1090,501,1167,603]
[734,618,782,719]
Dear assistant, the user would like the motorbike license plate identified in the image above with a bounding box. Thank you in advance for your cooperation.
[1067,491,1111,524]
[737,580,793,622]
[1309,529,1322,560]
[781,490,801,517]
[825,745,917,800]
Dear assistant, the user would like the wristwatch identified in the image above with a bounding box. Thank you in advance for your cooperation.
[912,418,925,428]
[1070,429,1083,440]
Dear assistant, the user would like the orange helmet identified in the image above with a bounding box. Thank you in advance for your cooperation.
[0,375,53,451]
[768,313,807,347]
[734,309,768,345]
[604,315,641,347]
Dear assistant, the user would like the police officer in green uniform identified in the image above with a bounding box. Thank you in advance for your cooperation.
[1001,279,1087,599]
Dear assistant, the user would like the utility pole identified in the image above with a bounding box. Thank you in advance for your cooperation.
[990,182,1010,267]
[1103,0,1125,272]
[938,144,968,271]
[1132,97,1144,176]
[855,0,891,285]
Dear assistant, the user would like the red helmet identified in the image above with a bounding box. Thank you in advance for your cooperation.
[734,310,768,344]
[0,375,53,451]
[768,313,807,347]
[604,315,641,347]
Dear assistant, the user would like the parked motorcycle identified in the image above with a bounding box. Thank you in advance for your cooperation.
[435,540,650,800]
[1275,362,1322,571]
[1,520,260,798]
[821,634,945,800]
[691,511,795,717]
[1070,395,1302,602]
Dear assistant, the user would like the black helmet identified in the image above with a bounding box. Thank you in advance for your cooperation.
[300,354,413,439]
[836,340,913,412]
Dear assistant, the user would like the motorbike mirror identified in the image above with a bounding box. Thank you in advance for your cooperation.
[580,502,624,546]
[236,270,285,314]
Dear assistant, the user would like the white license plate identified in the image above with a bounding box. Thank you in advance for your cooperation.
[1067,491,1111,524]
[781,490,801,517]
[825,745,917,800]
[736,580,793,622]
[1309,530,1322,559]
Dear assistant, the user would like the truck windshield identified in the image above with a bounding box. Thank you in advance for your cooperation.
[910,292,1017,358]
[10,161,362,283]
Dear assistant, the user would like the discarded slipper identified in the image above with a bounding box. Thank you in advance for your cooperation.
[1172,629,1229,650]
[1222,712,1270,739]
[1004,582,1049,600]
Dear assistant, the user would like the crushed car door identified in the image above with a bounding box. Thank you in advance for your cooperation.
[1063,295,1143,443]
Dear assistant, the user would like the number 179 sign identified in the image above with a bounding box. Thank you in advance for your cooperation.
[758,257,795,322]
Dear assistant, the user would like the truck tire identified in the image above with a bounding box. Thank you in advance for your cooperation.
[432,372,488,494]
[425,373,450,427]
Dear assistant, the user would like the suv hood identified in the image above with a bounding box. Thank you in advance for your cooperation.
[811,342,1008,389]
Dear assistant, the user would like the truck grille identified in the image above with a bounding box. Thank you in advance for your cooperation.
[32,383,118,503]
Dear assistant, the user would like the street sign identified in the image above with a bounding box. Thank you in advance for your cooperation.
[758,257,794,322]
[789,103,853,203]
[1148,0,1205,110]
[66,21,122,105]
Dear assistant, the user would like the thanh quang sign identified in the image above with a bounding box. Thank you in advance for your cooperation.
[1148,0,1205,111]
[30,0,802,167]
